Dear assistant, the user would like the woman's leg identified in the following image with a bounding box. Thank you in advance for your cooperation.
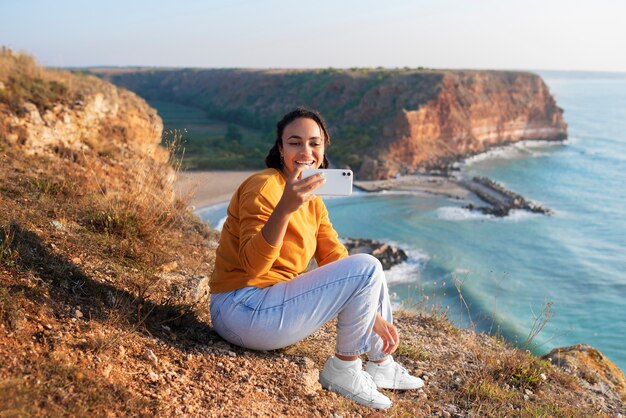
[210,254,384,356]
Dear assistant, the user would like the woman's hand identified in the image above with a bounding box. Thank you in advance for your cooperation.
[261,165,325,247]
[275,165,325,215]
[372,313,399,355]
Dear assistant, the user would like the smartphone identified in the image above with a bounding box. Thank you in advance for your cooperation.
[301,169,353,196]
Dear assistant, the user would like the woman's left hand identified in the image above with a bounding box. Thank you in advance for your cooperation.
[372,313,399,355]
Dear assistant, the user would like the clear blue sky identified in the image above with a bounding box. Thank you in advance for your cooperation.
[2,0,625,72]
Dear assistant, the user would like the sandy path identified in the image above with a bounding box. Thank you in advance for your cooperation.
[175,171,255,208]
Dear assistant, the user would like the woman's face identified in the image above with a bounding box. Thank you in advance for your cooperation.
[279,117,325,177]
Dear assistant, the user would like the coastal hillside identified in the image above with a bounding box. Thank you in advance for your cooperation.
[94,67,567,179]
[1,50,624,416]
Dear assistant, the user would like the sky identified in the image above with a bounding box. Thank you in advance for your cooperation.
[1,0,626,72]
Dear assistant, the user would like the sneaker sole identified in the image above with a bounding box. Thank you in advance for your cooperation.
[319,375,392,409]
[373,378,424,390]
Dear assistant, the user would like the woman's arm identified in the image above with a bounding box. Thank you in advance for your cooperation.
[315,202,349,266]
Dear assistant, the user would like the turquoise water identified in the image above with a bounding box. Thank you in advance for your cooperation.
[200,72,626,370]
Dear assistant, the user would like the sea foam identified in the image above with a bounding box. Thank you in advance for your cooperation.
[463,139,566,166]
[436,206,541,222]
[384,243,429,285]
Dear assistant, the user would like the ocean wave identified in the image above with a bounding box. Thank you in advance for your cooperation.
[385,243,429,285]
[436,206,542,222]
[215,216,227,231]
[463,139,566,166]
[196,202,229,229]
[436,206,494,221]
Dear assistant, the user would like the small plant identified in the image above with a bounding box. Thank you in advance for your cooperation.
[0,286,19,330]
[464,379,515,403]
[522,300,554,350]
[395,342,419,358]
[496,353,550,391]
[0,223,16,266]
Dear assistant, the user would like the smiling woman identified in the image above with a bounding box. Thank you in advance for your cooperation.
[209,107,425,410]
[264,107,331,174]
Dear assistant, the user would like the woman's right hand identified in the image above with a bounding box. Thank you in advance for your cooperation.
[276,165,325,215]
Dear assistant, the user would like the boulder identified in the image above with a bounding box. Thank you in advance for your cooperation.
[543,344,626,404]
[343,238,408,270]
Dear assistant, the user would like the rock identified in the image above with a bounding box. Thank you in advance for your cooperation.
[144,349,158,366]
[544,344,626,403]
[22,102,44,125]
[148,371,159,382]
[343,238,408,270]
[50,220,66,231]
[74,309,83,319]
[160,273,210,306]
[300,367,321,396]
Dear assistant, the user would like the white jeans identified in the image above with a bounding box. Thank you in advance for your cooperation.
[210,254,393,360]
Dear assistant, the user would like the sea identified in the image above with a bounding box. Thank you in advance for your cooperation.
[198,71,626,371]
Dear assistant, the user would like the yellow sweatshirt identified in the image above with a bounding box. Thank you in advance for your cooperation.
[210,168,348,294]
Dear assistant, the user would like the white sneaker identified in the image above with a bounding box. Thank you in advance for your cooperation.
[319,356,392,409]
[365,356,425,390]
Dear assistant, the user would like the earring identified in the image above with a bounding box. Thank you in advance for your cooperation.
[280,154,284,166]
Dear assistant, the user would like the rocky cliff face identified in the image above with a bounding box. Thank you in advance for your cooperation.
[376,71,567,179]
[0,49,166,166]
[97,68,566,179]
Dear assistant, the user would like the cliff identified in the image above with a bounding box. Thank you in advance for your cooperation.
[95,67,567,179]
[1,51,623,416]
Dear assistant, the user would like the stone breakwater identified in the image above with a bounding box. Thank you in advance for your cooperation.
[354,173,552,218]
[461,176,551,217]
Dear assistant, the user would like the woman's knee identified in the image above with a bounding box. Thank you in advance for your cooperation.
[346,253,384,285]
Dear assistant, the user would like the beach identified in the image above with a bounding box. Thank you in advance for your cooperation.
[176,170,255,208]
[175,170,474,209]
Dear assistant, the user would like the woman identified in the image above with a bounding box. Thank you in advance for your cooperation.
[210,107,423,409]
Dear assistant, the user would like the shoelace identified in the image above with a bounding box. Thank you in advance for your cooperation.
[393,361,410,375]
[352,369,378,392]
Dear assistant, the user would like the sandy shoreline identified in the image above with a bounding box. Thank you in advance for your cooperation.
[175,170,473,209]
[175,170,256,208]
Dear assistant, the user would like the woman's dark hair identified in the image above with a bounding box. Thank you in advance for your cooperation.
[265,107,331,170]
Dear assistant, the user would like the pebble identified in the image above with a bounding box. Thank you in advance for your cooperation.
[74,309,83,319]
[524,389,534,396]
[227,351,237,357]
[50,220,65,230]
[144,349,159,366]
[540,373,547,381]
[148,371,159,382]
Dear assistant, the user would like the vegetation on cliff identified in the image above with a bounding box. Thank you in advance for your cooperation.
[1,50,623,416]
